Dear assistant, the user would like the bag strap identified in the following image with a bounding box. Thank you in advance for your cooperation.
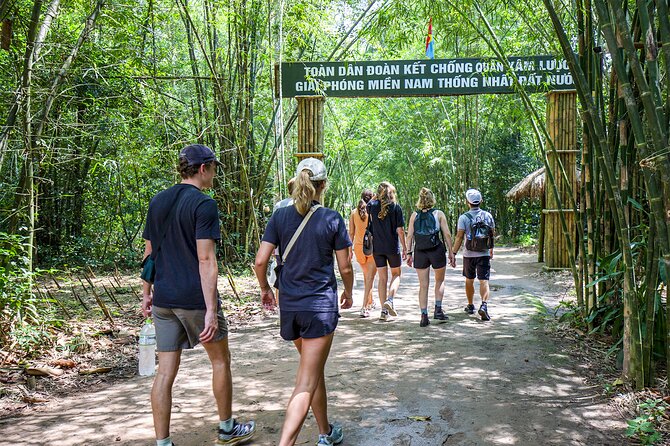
[150,186,187,259]
[280,204,322,265]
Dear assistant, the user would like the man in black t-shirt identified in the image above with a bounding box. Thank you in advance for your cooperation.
[141,144,255,446]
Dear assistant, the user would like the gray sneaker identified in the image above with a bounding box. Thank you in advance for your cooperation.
[478,303,491,321]
[216,419,256,445]
[316,423,343,445]
[379,310,389,321]
[383,299,397,316]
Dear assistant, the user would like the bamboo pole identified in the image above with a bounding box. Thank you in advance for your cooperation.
[546,0,643,386]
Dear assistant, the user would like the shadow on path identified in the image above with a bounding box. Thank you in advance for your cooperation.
[0,248,625,445]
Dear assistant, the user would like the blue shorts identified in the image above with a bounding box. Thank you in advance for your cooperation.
[462,256,491,280]
[373,253,402,268]
[280,311,339,341]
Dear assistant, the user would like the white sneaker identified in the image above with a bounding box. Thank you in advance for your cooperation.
[383,300,397,316]
[316,422,343,445]
[359,308,370,318]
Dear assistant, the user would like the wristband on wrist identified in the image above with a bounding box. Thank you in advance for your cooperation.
[407,251,413,255]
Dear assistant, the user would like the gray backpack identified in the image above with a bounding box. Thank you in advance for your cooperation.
[464,212,494,252]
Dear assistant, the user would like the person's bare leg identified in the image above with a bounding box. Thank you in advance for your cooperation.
[202,337,233,421]
[278,334,334,446]
[362,261,376,308]
[465,278,475,305]
[377,266,388,307]
[416,267,430,310]
[152,351,182,440]
[292,338,330,435]
[388,266,401,300]
[479,279,489,303]
[434,267,445,304]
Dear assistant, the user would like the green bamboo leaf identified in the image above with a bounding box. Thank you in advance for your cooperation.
[626,197,647,214]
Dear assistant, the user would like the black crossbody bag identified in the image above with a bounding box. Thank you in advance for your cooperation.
[140,187,187,283]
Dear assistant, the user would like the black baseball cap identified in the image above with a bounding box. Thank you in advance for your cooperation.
[179,144,222,166]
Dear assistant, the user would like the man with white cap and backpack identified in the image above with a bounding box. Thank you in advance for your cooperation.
[451,188,495,321]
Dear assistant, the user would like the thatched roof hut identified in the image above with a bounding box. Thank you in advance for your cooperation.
[506,167,545,202]
[506,167,581,202]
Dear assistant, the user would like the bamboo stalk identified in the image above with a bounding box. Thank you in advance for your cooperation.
[89,283,114,325]
[545,0,646,386]
[223,263,241,301]
[45,288,71,318]
[102,284,123,310]
[70,285,88,310]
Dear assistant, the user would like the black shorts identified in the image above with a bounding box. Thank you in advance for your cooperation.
[414,243,446,269]
[462,256,491,280]
[280,311,339,341]
[373,253,402,268]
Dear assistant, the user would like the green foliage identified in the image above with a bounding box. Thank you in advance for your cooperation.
[0,232,57,355]
[626,398,668,445]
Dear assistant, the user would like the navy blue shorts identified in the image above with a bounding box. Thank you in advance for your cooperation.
[373,253,402,268]
[280,311,339,341]
[414,243,447,269]
[462,256,491,280]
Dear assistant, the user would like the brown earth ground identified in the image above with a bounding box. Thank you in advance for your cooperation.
[0,247,627,445]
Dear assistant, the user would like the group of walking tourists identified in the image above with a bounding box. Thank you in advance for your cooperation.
[140,146,496,446]
[349,182,495,325]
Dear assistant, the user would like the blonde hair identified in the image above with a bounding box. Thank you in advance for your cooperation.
[416,187,436,210]
[377,181,397,220]
[292,170,325,215]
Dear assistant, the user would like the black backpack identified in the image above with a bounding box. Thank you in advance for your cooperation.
[414,209,441,251]
[464,212,494,252]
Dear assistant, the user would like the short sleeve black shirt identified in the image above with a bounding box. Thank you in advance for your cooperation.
[261,203,351,312]
[367,200,405,255]
[142,184,221,309]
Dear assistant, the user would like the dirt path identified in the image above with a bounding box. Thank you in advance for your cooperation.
[1,247,626,445]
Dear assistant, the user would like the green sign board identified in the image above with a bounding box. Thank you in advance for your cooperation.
[279,56,574,98]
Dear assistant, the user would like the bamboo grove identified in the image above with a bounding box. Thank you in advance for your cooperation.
[539,0,670,388]
[0,0,669,388]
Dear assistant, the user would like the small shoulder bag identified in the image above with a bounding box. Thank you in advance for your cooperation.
[362,212,373,256]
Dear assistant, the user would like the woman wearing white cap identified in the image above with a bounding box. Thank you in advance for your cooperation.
[254,157,354,446]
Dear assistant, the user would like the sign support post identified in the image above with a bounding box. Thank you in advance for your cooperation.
[296,96,325,160]
[544,90,577,269]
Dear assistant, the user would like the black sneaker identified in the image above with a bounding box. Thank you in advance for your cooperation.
[478,303,491,321]
[464,304,475,314]
[420,313,430,327]
[217,419,256,445]
[433,307,449,321]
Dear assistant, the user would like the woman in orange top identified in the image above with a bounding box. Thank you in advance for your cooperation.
[349,189,377,318]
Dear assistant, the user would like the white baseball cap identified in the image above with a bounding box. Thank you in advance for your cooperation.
[296,157,327,181]
[465,188,482,205]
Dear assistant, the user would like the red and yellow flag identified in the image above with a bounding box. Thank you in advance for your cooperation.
[425,18,434,59]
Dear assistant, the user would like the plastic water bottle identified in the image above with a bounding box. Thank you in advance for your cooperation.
[138,319,156,376]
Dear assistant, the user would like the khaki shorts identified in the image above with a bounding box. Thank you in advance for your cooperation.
[152,304,228,351]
